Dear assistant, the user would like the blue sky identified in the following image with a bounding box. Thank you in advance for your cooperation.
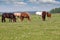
[0,0,60,12]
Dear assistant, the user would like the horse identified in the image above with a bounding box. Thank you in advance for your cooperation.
[14,12,31,21]
[1,13,16,22]
[47,12,51,18]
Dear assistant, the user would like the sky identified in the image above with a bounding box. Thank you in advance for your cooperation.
[0,0,60,12]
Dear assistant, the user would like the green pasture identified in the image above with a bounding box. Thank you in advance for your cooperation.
[0,13,60,40]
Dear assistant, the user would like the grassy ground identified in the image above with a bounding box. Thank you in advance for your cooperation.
[0,14,60,40]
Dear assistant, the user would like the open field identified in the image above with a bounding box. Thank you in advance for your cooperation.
[0,13,60,40]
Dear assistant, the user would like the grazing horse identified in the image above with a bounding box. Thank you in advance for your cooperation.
[2,13,16,22]
[14,12,31,21]
[20,12,31,21]
[47,12,51,18]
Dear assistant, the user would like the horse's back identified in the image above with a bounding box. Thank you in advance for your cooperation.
[2,13,14,18]
[14,13,21,17]
[36,12,42,16]
[21,12,30,17]
[2,13,13,15]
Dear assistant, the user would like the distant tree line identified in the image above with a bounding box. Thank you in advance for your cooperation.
[50,8,60,13]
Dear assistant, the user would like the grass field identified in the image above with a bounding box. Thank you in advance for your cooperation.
[0,13,60,40]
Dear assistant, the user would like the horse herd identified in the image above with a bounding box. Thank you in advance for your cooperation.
[1,11,51,22]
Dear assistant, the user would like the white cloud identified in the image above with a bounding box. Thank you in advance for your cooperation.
[0,0,27,5]
[13,2,27,5]
[1,0,60,4]
[40,0,55,2]
[1,0,60,5]
[29,0,37,2]
[29,0,60,4]
[40,0,60,4]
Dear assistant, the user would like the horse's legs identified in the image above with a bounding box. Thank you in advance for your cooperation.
[27,17,31,21]
[2,17,4,22]
[4,18,6,22]
[42,15,46,21]
[43,16,45,21]
[21,18,24,21]
[20,17,24,21]
[9,18,12,22]
[13,18,16,22]
[2,16,6,22]
[9,18,11,22]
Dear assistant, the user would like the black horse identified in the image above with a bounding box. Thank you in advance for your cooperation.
[1,13,16,22]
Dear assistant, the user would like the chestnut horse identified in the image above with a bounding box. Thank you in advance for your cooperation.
[47,12,51,18]
[42,11,51,21]
[14,12,31,21]
[2,13,16,22]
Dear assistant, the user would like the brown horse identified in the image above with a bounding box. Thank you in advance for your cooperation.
[47,12,51,18]
[42,11,51,21]
[14,12,31,21]
[2,13,16,22]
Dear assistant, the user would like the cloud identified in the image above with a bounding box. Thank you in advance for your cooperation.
[40,0,60,4]
[1,0,60,5]
[0,0,60,12]
[0,0,27,5]
[29,0,60,4]
[13,2,27,5]
[29,0,37,2]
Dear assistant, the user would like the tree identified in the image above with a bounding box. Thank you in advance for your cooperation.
[50,8,60,13]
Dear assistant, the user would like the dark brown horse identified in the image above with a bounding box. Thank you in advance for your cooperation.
[2,13,16,22]
[42,11,46,21]
[14,12,31,21]
[42,11,51,21]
